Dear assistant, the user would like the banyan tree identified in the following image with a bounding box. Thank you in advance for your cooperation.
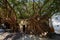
[0,0,20,32]
[25,0,60,36]
[0,0,60,36]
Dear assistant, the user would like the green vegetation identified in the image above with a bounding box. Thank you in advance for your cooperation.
[0,0,60,19]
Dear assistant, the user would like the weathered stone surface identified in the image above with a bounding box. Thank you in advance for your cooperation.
[0,33,60,40]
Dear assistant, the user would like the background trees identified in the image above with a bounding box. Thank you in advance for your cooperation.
[0,0,60,19]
